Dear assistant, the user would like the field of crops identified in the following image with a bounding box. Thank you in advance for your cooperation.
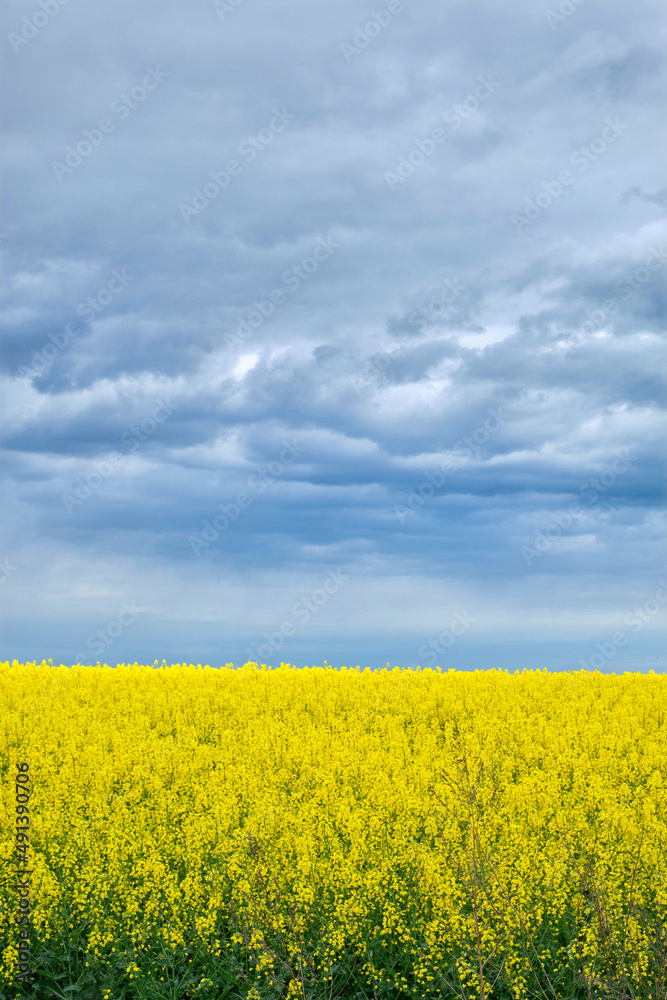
[1,662,665,1000]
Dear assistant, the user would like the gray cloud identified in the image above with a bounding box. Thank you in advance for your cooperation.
[1,0,665,666]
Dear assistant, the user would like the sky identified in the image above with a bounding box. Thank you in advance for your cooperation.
[1,0,665,671]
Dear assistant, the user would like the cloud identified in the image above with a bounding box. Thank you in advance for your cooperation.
[1,0,665,665]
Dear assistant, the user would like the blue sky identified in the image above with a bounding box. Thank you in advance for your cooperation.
[1,0,665,670]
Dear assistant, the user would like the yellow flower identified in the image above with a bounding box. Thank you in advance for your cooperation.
[0,661,664,996]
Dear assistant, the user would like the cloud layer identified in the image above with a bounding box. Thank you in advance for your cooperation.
[2,0,665,669]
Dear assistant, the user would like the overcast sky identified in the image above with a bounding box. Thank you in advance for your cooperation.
[1,0,665,670]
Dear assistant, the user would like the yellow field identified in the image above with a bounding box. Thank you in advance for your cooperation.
[1,661,665,999]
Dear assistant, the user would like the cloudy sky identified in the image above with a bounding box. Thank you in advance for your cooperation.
[1,0,665,670]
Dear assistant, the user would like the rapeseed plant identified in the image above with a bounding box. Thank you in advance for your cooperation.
[0,661,665,999]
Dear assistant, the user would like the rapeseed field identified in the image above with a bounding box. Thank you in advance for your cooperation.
[1,661,665,1000]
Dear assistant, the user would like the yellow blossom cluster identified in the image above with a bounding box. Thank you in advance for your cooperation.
[0,661,665,998]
